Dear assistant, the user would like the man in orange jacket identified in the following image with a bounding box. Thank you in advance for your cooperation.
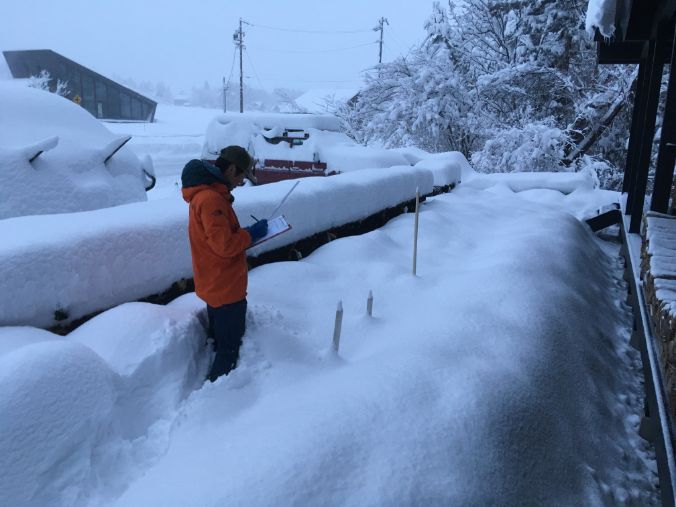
[181,146,268,381]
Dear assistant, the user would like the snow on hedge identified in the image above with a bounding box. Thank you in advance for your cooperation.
[0,83,151,219]
[464,169,597,194]
[0,301,207,507]
[0,166,434,328]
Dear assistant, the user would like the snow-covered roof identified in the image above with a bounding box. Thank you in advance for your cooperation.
[294,88,357,114]
[0,83,149,219]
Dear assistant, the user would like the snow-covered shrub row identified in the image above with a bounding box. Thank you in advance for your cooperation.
[0,300,208,507]
[0,84,152,219]
[0,165,437,328]
[465,170,598,195]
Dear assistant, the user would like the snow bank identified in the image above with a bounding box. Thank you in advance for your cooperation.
[464,169,597,194]
[69,302,209,439]
[0,302,208,507]
[0,338,117,507]
[0,166,433,327]
[0,84,149,219]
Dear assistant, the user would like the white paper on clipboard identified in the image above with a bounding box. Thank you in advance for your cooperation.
[248,215,292,248]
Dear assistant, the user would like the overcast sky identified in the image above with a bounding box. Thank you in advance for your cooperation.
[0,0,433,93]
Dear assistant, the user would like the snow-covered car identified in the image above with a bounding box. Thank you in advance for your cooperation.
[0,83,155,219]
[202,112,409,184]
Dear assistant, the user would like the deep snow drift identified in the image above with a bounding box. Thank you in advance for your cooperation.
[0,182,657,506]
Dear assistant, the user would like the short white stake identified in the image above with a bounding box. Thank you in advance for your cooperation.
[366,290,373,317]
[332,300,344,352]
[412,187,420,276]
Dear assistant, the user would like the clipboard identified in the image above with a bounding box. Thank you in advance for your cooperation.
[248,215,292,248]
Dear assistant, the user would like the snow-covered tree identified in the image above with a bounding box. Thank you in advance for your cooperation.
[27,70,69,97]
[341,0,637,190]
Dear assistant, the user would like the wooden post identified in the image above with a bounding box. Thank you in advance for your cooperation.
[412,187,420,276]
[366,290,373,317]
[332,301,343,353]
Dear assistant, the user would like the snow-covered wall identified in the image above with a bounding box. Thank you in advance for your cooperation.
[0,84,150,219]
[0,166,435,328]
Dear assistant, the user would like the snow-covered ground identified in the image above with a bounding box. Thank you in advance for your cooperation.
[0,174,658,506]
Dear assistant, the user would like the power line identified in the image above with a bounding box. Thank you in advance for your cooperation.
[247,41,377,54]
[243,47,266,91]
[226,46,237,86]
[247,22,372,34]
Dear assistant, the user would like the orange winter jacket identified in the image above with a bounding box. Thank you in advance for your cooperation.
[182,181,252,307]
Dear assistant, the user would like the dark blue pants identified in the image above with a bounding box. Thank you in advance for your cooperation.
[207,299,247,381]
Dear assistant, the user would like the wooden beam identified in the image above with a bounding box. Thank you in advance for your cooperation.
[585,209,622,232]
[628,41,666,232]
[651,28,676,213]
[598,39,673,64]
[623,46,648,194]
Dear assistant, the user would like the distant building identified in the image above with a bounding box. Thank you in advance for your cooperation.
[2,49,156,122]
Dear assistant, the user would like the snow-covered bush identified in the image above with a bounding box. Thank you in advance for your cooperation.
[26,69,69,97]
[341,0,638,188]
[471,122,568,173]
[575,155,623,191]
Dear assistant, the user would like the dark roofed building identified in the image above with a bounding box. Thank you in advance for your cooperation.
[2,49,156,122]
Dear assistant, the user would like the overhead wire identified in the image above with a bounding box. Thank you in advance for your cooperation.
[226,45,237,88]
[246,21,372,34]
[247,41,377,54]
[243,46,266,90]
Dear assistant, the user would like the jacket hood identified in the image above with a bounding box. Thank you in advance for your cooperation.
[181,159,226,188]
[181,182,232,204]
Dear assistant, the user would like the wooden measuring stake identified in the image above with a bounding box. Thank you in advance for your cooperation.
[413,187,420,276]
[332,300,344,352]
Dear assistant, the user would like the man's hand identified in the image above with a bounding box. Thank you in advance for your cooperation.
[244,219,268,244]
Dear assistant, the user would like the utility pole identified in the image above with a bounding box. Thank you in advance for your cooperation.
[233,18,246,113]
[373,17,389,64]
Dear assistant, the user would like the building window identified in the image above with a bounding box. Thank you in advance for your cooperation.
[69,69,82,97]
[120,93,131,119]
[95,81,107,118]
[131,98,141,119]
[108,88,121,118]
[82,75,95,116]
